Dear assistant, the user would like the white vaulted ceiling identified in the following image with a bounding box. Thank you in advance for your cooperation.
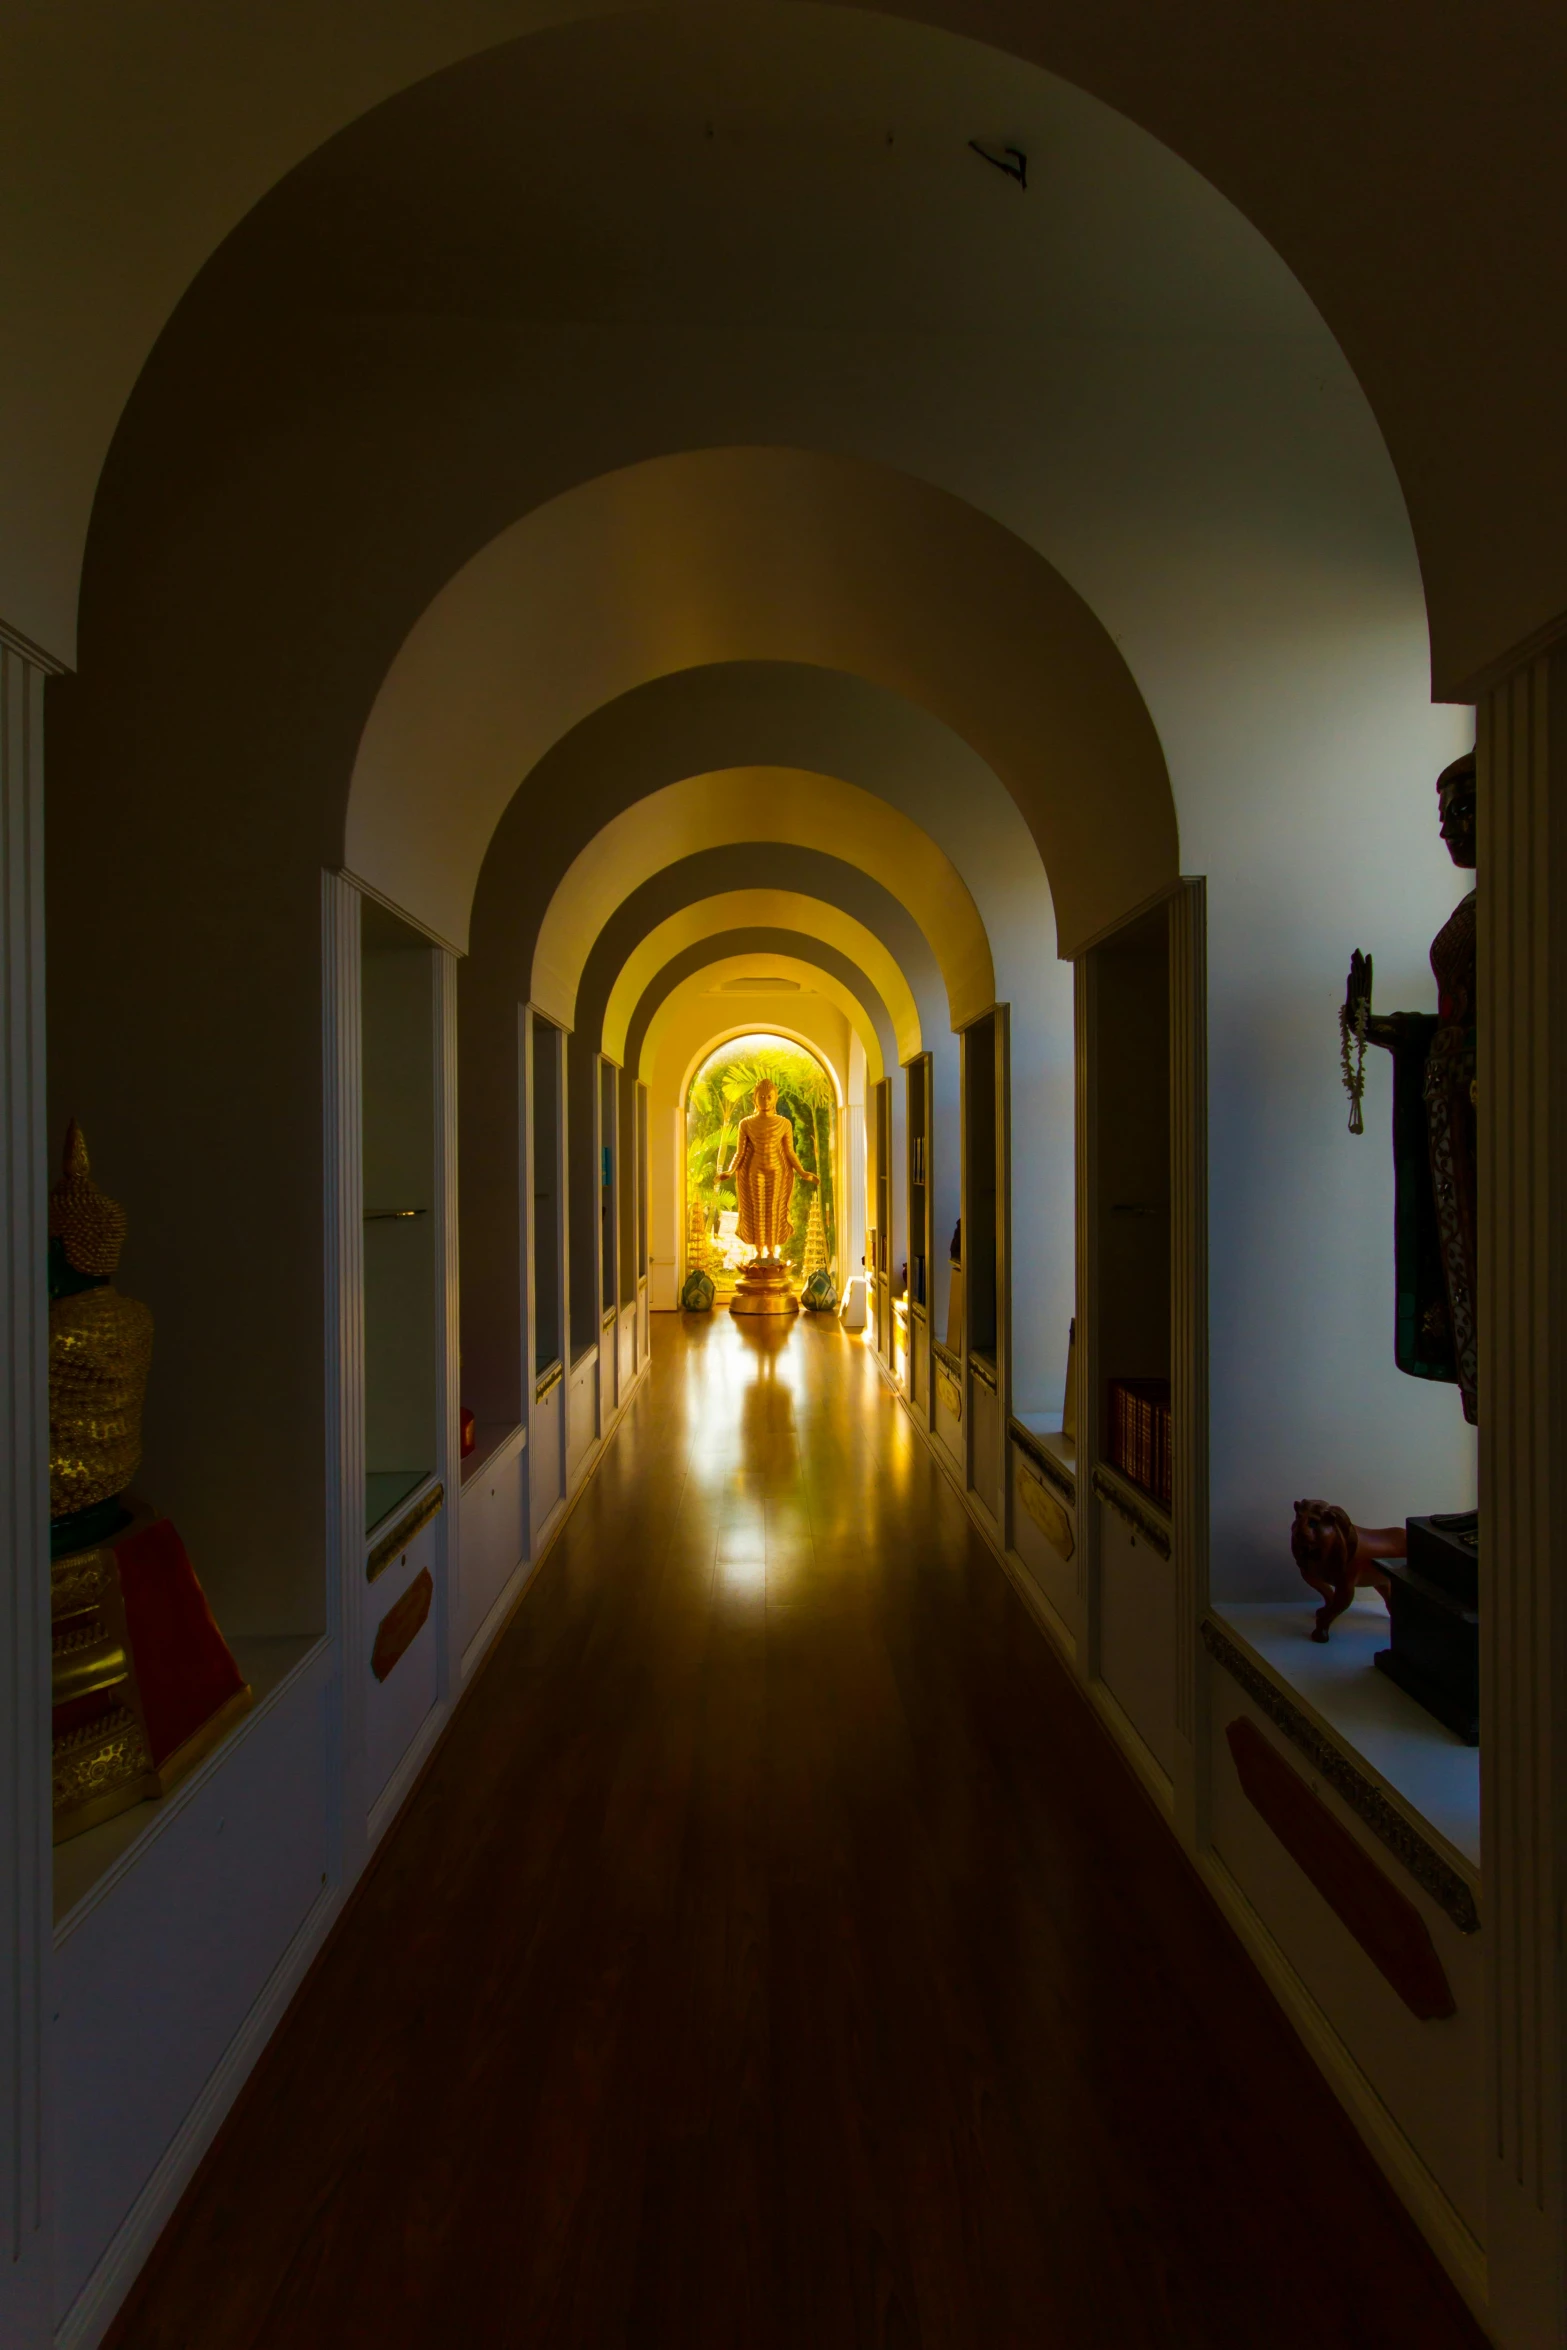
[5,1,1564,691]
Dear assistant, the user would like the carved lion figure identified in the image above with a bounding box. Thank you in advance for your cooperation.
[1290,1499,1404,1643]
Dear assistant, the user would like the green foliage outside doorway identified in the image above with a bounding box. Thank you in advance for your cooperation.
[685,1033,837,1289]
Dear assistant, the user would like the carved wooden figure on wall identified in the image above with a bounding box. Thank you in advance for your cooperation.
[1341,751,1478,1424]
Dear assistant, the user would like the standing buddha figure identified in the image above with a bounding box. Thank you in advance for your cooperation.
[728,1077,818,1317]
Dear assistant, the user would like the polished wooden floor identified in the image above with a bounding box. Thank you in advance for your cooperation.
[111,1315,1483,2350]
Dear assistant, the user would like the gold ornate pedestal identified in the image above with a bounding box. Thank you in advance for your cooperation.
[51,1507,253,1844]
[729,1255,800,1317]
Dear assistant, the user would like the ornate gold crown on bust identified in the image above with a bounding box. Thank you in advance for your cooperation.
[50,1118,129,1276]
[48,1122,153,1541]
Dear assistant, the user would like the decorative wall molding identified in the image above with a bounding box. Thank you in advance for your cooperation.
[366,1483,444,1584]
[0,616,64,676]
[0,643,49,2345]
[334,865,465,958]
[1202,1618,1479,1934]
[1016,1458,1074,1559]
[1477,652,1567,2339]
[1091,1463,1173,1560]
[1009,1419,1076,1502]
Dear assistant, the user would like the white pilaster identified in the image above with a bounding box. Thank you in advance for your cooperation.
[842,1103,867,1300]
[321,873,365,1886]
[0,638,51,2349]
[434,948,460,1696]
[1478,653,1567,2348]
[1169,878,1210,1849]
[1073,954,1101,1684]
[994,1002,1013,1537]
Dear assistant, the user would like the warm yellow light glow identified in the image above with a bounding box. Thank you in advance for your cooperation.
[620,930,902,1085]
[538,771,990,1036]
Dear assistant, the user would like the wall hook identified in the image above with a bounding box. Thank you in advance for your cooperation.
[969,140,1027,191]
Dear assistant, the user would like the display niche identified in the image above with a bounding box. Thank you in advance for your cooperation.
[636,1082,649,1289]
[906,1054,932,1415]
[1091,904,1172,1495]
[619,1066,639,1313]
[566,1032,600,1367]
[361,903,438,1536]
[531,1015,563,1379]
[529,1012,566,1542]
[617,1065,640,1396]
[963,1010,1003,1516]
[599,1059,618,1332]
[1088,899,1175,1779]
[870,1077,891,1352]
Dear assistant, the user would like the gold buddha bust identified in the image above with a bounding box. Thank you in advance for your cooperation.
[49,1122,154,1556]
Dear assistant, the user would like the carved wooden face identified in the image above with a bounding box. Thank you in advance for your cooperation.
[1437,753,1477,871]
[1291,1497,1354,1574]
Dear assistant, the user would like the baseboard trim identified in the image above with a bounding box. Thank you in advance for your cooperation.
[366,1695,450,1851]
[460,1550,540,1683]
[1084,1676,1177,1821]
[1199,1847,1488,2323]
[55,1879,342,2350]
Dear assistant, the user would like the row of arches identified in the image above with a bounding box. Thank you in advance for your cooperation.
[28,8,1499,2337]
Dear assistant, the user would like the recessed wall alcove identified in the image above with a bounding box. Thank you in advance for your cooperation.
[361,901,439,1537]
[19,6,1513,2337]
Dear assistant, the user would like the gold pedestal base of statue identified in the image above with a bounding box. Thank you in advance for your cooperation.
[730,1255,799,1317]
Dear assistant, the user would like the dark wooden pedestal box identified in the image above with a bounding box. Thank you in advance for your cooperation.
[1373,1511,1479,1746]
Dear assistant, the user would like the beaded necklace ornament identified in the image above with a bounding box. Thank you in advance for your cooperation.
[1339,994,1369,1134]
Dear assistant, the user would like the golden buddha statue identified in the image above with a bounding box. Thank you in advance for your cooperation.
[45,1123,255,1841]
[49,1121,154,1556]
[728,1078,818,1317]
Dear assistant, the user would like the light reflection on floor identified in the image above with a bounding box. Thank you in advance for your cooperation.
[662,1303,883,1607]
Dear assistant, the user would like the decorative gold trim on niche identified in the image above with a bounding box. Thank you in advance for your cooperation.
[154,1683,255,1793]
[1008,1420,1076,1503]
[52,1706,156,1841]
[366,1483,444,1584]
[535,1361,564,1405]
[1017,1459,1075,1560]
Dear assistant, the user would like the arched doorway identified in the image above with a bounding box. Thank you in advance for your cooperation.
[684,1032,839,1302]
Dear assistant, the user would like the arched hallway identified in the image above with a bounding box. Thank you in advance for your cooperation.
[109,1315,1480,2350]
